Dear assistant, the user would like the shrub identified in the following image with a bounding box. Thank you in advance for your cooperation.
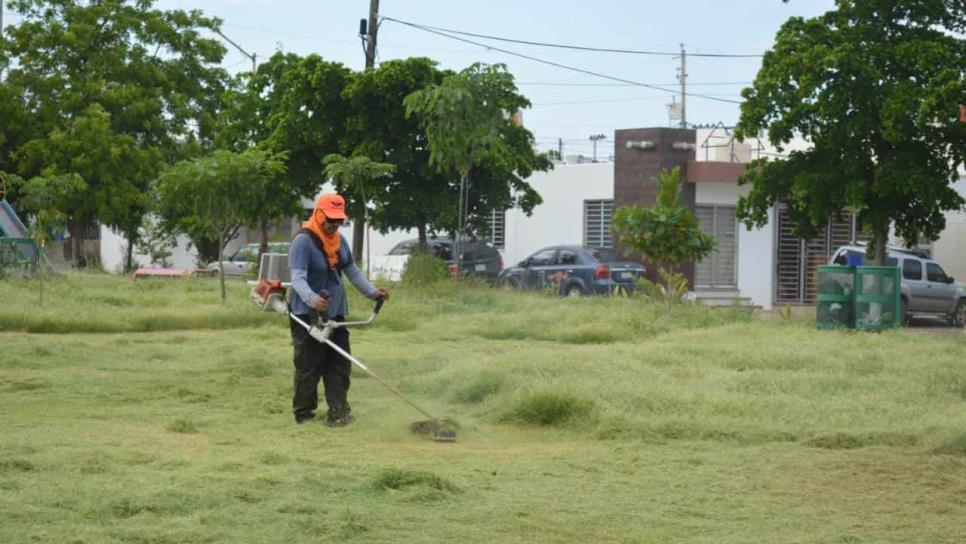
[401,247,449,286]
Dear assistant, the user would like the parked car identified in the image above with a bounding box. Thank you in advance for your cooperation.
[369,237,503,281]
[207,242,290,277]
[830,244,966,326]
[498,245,645,297]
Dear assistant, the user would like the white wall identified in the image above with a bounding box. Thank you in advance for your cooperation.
[931,175,966,282]
[335,163,615,269]
[694,182,775,309]
[99,225,198,272]
[503,162,613,266]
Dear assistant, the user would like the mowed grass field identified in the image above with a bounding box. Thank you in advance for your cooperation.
[2,273,966,543]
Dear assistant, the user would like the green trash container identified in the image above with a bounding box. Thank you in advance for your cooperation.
[854,266,902,331]
[817,265,855,329]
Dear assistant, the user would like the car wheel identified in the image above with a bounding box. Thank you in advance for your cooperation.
[900,297,910,326]
[564,284,583,298]
[949,299,966,328]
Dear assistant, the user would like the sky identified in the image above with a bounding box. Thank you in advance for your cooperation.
[3,0,839,159]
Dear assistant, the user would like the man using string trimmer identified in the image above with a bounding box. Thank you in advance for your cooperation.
[288,193,389,426]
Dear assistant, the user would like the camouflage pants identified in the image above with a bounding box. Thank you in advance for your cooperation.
[289,314,352,423]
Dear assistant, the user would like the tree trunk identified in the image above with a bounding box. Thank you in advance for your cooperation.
[873,220,888,266]
[259,219,269,261]
[39,239,46,306]
[416,216,427,245]
[68,218,87,268]
[218,230,226,302]
[125,228,136,272]
[455,170,469,280]
[352,214,365,264]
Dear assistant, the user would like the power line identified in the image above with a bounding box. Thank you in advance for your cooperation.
[381,17,764,58]
[382,17,743,105]
[518,80,752,87]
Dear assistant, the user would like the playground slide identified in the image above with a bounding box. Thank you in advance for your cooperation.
[0,199,42,263]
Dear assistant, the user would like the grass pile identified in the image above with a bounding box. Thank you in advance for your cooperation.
[1,272,965,543]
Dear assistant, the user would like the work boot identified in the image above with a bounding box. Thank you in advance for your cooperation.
[326,414,354,428]
[295,413,316,424]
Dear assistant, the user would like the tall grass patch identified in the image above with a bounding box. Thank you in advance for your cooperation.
[501,389,595,427]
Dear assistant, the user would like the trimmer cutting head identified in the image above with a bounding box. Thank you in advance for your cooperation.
[409,418,459,443]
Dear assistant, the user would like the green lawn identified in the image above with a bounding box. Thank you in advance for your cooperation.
[1,274,965,543]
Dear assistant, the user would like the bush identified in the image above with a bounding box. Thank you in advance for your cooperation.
[401,247,449,286]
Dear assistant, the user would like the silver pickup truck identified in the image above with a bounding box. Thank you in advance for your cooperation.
[831,245,966,327]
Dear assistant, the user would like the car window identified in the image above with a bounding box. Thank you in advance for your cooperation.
[884,257,898,267]
[433,243,453,260]
[389,241,417,255]
[832,250,847,266]
[557,250,579,265]
[903,259,923,280]
[528,249,557,266]
[590,249,614,262]
[926,263,947,283]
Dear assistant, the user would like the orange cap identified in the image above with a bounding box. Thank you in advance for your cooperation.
[314,193,347,220]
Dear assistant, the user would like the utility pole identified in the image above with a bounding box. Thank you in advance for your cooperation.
[589,134,606,162]
[558,137,563,160]
[363,0,379,70]
[677,43,687,129]
[358,0,379,273]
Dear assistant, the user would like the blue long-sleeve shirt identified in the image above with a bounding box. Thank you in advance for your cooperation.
[288,232,377,318]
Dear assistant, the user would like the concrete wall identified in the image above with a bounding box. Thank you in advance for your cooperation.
[337,163,615,270]
[100,224,206,273]
[931,175,966,282]
[694,182,776,309]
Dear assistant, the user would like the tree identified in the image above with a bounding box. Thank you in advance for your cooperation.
[218,53,353,257]
[734,1,966,265]
[0,0,228,268]
[154,149,286,301]
[343,58,452,245]
[404,62,550,276]
[17,173,86,303]
[322,154,395,272]
[612,167,716,310]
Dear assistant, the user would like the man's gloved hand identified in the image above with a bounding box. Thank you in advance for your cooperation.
[311,289,331,312]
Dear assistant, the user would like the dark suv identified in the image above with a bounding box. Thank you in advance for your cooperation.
[380,236,503,280]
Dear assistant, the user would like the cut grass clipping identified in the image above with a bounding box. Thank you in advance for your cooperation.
[371,468,462,502]
[501,390,595,427]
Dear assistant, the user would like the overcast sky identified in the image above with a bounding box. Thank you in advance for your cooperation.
[5,0,838,158]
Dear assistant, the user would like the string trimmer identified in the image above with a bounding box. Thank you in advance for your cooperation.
[250,279,457,442]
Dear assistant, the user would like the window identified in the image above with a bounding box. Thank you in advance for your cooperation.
[927,263,947,283]
[557,249,579,265]
[583,200,613,249]
[528,248,557,266]
[488,210,506,249]
[902,259,923,280]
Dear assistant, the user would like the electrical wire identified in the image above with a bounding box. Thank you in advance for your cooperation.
[381,17,764,58]
[381,17,743,105]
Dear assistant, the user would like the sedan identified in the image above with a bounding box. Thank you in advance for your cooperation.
[498,245,645,297]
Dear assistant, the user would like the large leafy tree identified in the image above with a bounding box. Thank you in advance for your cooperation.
[342,57,450,247]
[218,52,352,256]
[403,62,550,274]
[0,0,228,268]
[154,149,286,301]
[735,0,966,264]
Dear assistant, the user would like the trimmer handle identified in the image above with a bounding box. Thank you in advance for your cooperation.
[373,298,385,314]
